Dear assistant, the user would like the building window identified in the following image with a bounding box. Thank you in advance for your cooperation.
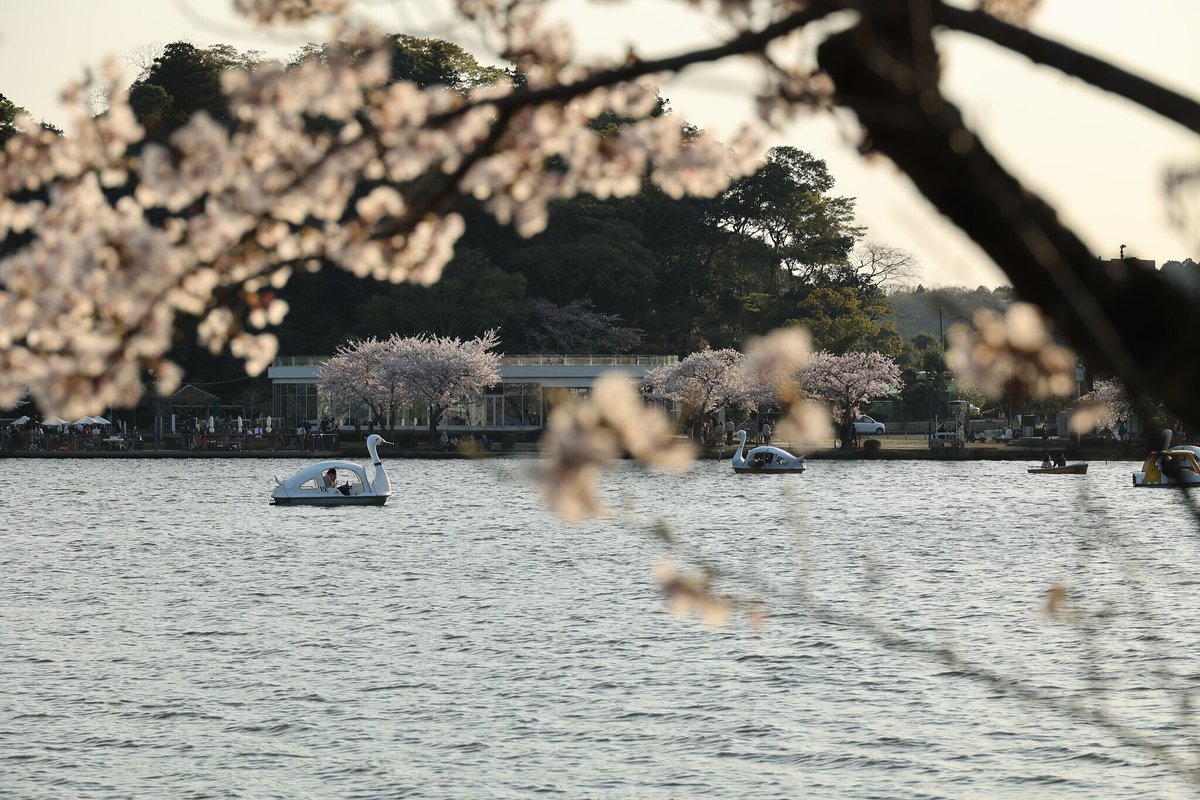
[274,383,319,426]
[487,383,542,427]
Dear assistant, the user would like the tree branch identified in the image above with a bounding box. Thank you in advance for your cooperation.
[433,4,839,124]
[933,3,1200,136]
[818,2,1200,430]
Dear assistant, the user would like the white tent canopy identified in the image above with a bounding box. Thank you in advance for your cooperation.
[43,417,68,426]
[91,416,110,425]
[72,416,95,425]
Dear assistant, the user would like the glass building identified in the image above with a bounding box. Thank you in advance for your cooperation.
[267,354,677,431]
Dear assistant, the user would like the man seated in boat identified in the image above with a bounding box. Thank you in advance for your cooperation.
[323,468,353,495]
[749,451,770,469]
[1054,452,1067,467]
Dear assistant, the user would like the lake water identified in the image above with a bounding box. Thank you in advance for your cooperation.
[3,455,1200,798]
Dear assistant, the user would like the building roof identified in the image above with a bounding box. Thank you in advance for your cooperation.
[168,384,218,406]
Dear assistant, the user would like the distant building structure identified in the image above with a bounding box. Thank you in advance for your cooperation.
[1097,255,1200,299]
[267,354,678,430]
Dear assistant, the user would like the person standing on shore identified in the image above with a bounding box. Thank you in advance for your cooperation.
[760,419,771,445]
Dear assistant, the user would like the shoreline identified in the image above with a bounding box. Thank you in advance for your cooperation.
[0,441,1142,462]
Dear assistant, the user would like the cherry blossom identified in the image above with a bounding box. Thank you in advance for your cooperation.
[317,336,407,427]
[537,372,695,521]
[641,348,757,434]
[389,329,502,433]
[1071,376,1136,435]
[318,330,501,431]
[945,303,1076,400]
[794,350,902,448]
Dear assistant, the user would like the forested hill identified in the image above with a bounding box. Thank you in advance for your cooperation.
[887,285,1015,343]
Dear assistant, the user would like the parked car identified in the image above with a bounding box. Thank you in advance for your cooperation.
[853,415,885,435]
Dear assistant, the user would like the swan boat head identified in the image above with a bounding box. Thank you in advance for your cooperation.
[271,434,393,505]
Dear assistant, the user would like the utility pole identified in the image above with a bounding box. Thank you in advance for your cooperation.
[153,372,161,447]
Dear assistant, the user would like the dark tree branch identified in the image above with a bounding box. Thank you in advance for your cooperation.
[433,4,838,124]
[818,1,1200,430]
[933,3,1200,136]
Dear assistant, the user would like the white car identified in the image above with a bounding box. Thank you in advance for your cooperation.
[853,415,885,435]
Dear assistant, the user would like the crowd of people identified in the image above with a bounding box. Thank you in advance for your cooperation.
[0,418,138,452]
[0,412,506,454]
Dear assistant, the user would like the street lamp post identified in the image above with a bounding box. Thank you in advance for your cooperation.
[152,371,161,447]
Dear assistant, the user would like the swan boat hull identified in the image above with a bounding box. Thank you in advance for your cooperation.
[733,460,806,474]
[271,493,389,506]
[732,466,805,474]
[1028,463,1088,475]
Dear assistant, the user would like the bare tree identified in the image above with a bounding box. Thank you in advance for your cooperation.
[124,42,164,83]
[847,242,919,291]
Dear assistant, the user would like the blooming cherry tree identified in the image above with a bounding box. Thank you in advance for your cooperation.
[318,329,501,433]
[317,336,408,429]
[642,348,758,437]
[795,350,902,449]
[390,329,502,434]
[1073,376,1136,438]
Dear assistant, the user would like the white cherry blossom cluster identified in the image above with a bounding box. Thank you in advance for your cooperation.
[537,373,696,522]
[0,0,790,418]
[946,303,1076,399]
[793,350,899,443]
[387,329,502,416]
[641,347,757,421]
[318,336,405,424]
[234,0,349,25]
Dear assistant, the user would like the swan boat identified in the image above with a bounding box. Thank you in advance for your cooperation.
[731,429,806,474]
[271,434,393,506]
[1133,430,1200,487]
[1028,462,1089,475]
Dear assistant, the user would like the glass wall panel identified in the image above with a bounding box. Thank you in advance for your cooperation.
[273,383,320,426]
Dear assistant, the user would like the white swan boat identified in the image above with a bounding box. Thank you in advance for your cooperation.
[271,434,393,506]
[731,429,806,474]
[1133,430,1200,487]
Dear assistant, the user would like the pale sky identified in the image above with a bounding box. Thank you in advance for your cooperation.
[1,0,1197,288]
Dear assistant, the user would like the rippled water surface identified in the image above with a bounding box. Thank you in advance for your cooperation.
[4,455,1200,798]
